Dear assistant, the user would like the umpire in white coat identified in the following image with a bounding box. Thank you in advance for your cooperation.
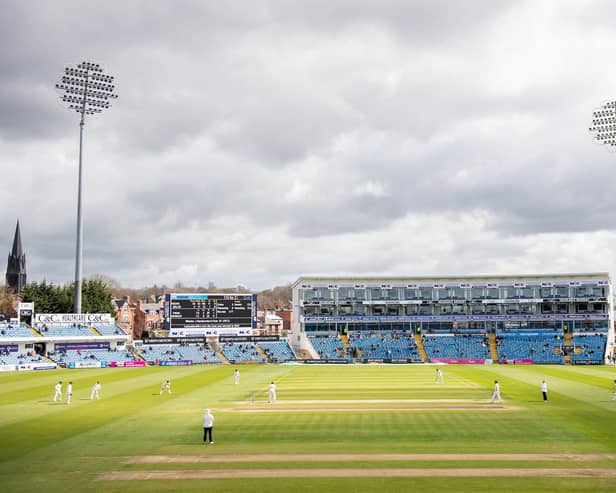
[203,409,215,444]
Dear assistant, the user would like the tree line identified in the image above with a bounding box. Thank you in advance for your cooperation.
[0,279,292,317]
[0,279,115,317]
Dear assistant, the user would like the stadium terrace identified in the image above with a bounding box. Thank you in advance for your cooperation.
[291,273,613,365]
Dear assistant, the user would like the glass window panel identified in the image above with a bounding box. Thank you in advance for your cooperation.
[520,303,534,314]
[486,304,498,314]
[405,305,418,315]
[386,288,400,300]
[522,287,534,298]
[405,288,419,299]
[338,305,352,315]
[435,288,447,300]
[369,288,383,300]
[486,288,499,299]
[420,287,433,300]
[592,286,605,297]
[450,287,465,299]
[387,305,399,315]
[303,306,318,316]
[338,287,353,299]
[315,288,328,299]
[418,305,432,315]
[505,304,519,314]
[555,286,569,297]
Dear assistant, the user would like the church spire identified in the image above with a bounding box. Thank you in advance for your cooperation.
[11,220,23,258]
[6,220,26,293]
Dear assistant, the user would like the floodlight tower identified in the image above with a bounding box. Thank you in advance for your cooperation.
[56,62,118,313]
[589,101,616,148]
[588,100,616,365]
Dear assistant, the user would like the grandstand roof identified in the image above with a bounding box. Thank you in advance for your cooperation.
[294,273,610,287]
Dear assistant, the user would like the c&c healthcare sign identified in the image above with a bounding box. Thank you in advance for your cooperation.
[34,313,114,324]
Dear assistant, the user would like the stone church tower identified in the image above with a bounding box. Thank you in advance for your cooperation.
[6,220,26,293]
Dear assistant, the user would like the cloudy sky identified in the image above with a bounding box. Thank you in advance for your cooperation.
[1,0,616,290]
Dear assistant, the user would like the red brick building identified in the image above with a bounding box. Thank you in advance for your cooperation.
[114,296,164,339]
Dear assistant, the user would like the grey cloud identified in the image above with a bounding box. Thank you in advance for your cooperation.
[273,0,518,43]
[2,1,616,289]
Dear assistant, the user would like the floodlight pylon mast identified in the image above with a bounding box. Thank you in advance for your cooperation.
[56,62,118,313]
[75,86,85,316]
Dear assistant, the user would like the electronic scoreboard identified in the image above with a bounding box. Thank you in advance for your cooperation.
[164,293,257,336]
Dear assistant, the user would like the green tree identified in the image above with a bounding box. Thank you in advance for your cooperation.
[20,279,115,315]
[20,281,72,313]
[80,279,115,315]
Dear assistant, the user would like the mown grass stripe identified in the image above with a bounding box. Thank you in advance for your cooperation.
[98,468,616,480]
[127,453,616,463]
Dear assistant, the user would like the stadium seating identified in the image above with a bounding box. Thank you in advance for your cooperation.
[50,348,136,365]
[257,341,296,363]
[139,344,222,364]
[0,324,35,338]
[571,334,607,362]
[308,335,349,360]
[176,344,221,364]
[140,345,178,362]
[220,342,266,363]
[495,333,564,363]
[92,324,126,336]
[37,324,95,337]
[349,332,422,361]
[423,334,491,360]
[0,351,48,365]
[0,323,127,339]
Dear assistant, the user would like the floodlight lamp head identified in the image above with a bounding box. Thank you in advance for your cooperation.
[56,61,118,118]
[589,100,616,149]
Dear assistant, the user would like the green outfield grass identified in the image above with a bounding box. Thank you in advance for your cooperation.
[0,363,615,492]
